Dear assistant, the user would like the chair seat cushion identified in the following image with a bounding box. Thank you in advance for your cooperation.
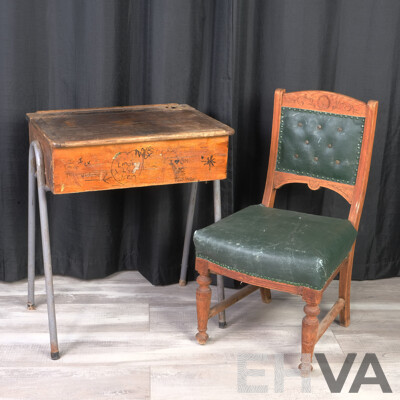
[194,204,357,290]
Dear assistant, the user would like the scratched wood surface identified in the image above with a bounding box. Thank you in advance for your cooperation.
[27,104,234,147]
[51,137,228,194]
[0,271,399,399]
[27,104,233,194]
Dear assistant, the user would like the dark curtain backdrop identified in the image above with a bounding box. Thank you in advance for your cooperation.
[0,0,399,284]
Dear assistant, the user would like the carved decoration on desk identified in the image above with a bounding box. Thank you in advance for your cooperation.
[168,156,187,182]
[64,157,100,184]
[111,146,153,184]
[201,154,216,170]
[64,161,82,186]
[78,157,91,167]
[101,172,113,184]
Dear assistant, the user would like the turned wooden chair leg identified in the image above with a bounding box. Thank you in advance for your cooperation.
[260,288,271,303]
[196,266,212,345]
[299,300,320,373]
[339,253,353,327]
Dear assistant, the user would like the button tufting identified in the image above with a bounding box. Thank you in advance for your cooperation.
[277,107,364,185]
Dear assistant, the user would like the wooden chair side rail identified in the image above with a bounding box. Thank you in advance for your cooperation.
[196,89,378,371]
[197,255,346,324]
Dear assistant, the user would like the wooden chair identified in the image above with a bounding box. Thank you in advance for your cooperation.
[193,89,378,372]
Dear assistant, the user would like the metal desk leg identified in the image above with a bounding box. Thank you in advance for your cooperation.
[213,180,227,328]
[179,182,198,286]
[27,144,36,311]
[28,141,60,360]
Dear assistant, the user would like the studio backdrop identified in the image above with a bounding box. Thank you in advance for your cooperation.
[1,0,399,284]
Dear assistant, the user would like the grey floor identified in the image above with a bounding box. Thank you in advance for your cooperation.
[0,271,398,400]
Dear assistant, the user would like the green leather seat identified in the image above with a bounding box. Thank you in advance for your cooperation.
[194,204,357,290]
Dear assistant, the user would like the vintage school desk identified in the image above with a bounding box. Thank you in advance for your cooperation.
[26,104,234,359]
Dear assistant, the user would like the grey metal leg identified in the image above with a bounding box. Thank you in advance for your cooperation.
[213,180,227,328]
[27,144,36,310]
[179,182,198,286]
[29,141,60,360]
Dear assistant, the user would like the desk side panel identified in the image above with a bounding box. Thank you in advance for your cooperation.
[29,122,54,192]
[52,136,229,194]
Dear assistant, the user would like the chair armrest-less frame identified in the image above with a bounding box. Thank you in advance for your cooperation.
[194,89,378,373]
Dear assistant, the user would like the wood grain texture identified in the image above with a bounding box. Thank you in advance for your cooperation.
[260,287,272,303]
[208,285,259,319]
[51,136,228,194]
[348,100,379,229]
[28,104,233,194]
[29,121,54,189]
[273,171,355,204]
[262,88,284,207]
[339,248,354,327]
[27,104,234,148]
[203,257,342,304]
[317,298,345,341]
[282,90,367,117]
[195,259,212,345]
[300,300,320,372]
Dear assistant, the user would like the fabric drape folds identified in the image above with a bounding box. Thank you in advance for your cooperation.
[0,0,399,284]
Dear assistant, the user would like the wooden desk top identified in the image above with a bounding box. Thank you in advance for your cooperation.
[27,103,234,148]
[28,104,233,194]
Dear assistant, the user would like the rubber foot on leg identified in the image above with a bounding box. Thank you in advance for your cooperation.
[51,351,60,360]
[178,279,187,287]
[27,303,36,310]
[219,321,227,329]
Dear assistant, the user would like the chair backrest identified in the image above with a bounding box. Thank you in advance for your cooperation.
[262,89,378,230]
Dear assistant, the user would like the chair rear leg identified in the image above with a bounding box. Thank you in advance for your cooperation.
[195,261,212,345]
[260,288,271,303]
[299,300,320,374]
[339,252,354,327]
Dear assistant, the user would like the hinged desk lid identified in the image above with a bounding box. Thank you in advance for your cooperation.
[27,103,234,148]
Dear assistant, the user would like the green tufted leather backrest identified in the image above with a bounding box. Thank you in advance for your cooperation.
[276,107,365,185]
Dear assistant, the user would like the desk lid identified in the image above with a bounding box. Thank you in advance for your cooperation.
[27,103,234,148]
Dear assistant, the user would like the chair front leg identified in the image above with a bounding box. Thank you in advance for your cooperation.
[299,299,320,373]
[195,259,212,345]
